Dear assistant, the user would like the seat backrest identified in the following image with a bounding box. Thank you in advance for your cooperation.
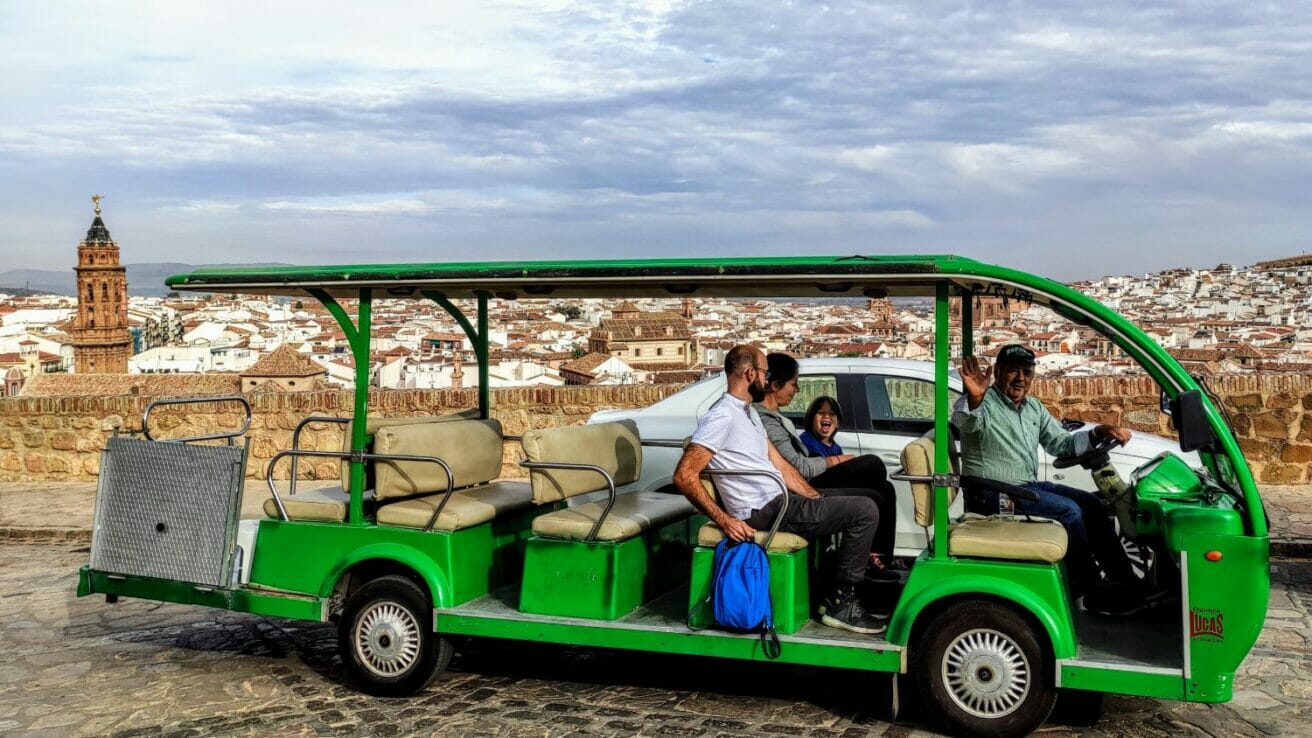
[522,420,642,505]
[901,432,960,527]
[371,418,506,501]
[339,410,482,491]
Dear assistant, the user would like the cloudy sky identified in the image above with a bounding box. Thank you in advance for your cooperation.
[2,1,1310,280]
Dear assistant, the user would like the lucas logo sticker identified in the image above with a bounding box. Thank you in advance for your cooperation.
[1190,608,1224,642]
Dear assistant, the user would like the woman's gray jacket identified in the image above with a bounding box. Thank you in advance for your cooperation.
[752,403,827,479]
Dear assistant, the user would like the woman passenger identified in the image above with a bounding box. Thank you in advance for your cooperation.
[753,352,899,575]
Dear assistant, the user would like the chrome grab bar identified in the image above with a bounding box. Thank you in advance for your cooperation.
[640,439,689,449]
[519,459,618,542]
[699,468,789,550]
[142,395,252,444]
[288,416,350,495]
[265,449,454,530]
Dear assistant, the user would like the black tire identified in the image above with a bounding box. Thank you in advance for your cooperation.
[915,600,1056,738]
[338,574,451,697]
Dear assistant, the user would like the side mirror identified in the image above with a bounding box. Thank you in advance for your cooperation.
[1170,389,1215,453]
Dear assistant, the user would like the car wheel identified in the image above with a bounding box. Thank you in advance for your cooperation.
[915,599,1056,737]
[338,574,451,696]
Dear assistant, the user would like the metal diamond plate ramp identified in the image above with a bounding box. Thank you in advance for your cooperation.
[90,436,247,588]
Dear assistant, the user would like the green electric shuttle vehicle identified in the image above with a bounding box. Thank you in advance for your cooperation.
[78,255,1268,736]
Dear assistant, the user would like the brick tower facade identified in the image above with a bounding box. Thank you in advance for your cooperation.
[71,196,131,374]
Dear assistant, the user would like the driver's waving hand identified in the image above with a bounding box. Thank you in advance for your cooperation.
[953,344,1145,616]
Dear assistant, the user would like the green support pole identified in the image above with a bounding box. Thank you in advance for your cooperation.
[477,292,489,419]
[420,289,491,419]
[311,288,372,526]
[933,281,951,560]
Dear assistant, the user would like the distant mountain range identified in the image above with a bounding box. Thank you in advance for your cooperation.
[0,263,291,297]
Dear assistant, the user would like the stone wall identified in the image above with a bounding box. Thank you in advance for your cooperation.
[0,385,681,483]
[1,374,1310,484]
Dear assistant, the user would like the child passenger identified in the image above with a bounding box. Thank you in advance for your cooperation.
[800,396,845,458]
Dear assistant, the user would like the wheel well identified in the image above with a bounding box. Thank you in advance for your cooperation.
[331,559,431,609]
[906,593,1055,663]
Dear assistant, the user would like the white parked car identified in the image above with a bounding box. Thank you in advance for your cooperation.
[590,358,1197,557]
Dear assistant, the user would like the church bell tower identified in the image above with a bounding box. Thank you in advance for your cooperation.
[71,196,132,374]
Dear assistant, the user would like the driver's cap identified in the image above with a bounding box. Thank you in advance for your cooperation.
[997,344,1037,366]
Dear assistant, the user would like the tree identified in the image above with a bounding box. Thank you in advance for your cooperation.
[570,347,588,359]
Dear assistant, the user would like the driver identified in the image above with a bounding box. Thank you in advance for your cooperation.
[953,344,1144,616]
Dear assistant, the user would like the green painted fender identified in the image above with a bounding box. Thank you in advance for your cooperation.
[320,542,453,608]
[887,572,1076,659]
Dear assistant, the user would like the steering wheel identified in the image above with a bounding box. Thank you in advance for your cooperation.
[1052,434,1120,470]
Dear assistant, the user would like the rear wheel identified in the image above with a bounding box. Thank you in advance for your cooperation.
[338,574,451,696]
[915,600,1056,737]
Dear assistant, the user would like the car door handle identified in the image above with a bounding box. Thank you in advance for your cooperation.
[1052,473,1064,481]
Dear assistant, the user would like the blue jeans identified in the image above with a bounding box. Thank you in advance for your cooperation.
[1016,482,1135,593]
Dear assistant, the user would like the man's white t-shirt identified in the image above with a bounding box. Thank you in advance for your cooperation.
[690,393,783,520]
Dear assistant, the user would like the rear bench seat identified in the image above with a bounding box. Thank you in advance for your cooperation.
[518,420,695,620]
[372,418,533,531]
[263,411,531,527]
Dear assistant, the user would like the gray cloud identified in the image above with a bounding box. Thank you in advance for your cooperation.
[2,1,1310,279]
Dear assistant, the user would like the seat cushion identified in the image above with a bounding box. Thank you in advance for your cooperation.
[948,518,1068,563]
[376,481,534,532]
[696,521,808,552]
[264,486,369,522]
[372,419,506,501]
[521,420,642,505]
[532,491,694,542]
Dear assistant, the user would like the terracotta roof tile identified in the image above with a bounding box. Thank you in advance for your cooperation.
[242,344,325,378]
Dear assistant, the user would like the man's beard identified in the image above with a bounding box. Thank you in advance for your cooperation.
[747,381,767,403]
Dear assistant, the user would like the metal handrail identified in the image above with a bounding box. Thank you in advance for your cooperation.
[265,449,455,530]
[699,468,789,550]
[288,416,350,495]
[640,438,689,449]
[142,395,253,444]
[519,459,618,542]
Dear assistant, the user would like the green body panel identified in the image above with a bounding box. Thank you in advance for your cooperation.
[435,608,904,672]
[249,512,535,607]
[887,556,1077,659]
[520,518,694,620]
[1183,534,1269,702]
[687,545,811,635]
[78,566,325,621]
[1059,666,1184,700]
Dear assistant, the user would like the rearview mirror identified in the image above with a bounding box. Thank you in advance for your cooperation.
[1170,389,1215,453]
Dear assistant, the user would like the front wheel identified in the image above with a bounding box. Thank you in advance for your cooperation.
[915,600,1056,737]
[338,574,452,696]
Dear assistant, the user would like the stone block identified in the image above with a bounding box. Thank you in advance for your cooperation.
[70,417,97,430]
[46,455,70,473]
[50,431,77,451]
[313,461,340,480]
[21,430,45,448]
[77,437,105,453]
[1238,438,1278,459]
[100,415,123,432]
[23,452,45,474]
[250,436,280,460]
[1253,412,1290,440]
[1267,393,1299,410]
[1282,444,1312,464]
[1299,415,1312,443]
[39,415,58,429]
[1260,462,1304,485]
[3,416,21,427]
[83,456,100,476]
[1,453,21,472]
[1305,394,1312,410]
[1123,409,1159,427]
[1229,392,1264,409]
[0,431,12,450]
[1230,414,1252,436]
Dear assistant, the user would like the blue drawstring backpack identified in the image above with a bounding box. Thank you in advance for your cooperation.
[710,539,781,659]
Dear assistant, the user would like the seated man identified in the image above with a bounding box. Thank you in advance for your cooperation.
[954,344,1142,615]
[674,344,887,635]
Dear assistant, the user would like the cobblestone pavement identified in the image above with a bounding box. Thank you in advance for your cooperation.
[1,542,1308,737]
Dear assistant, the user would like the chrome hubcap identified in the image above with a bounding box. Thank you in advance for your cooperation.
[942,628,1030,718]
[354,602,421,677]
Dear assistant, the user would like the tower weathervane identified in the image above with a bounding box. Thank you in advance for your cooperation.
[92,194,103,215]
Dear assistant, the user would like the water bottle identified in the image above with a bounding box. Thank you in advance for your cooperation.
[998,495,1015,518]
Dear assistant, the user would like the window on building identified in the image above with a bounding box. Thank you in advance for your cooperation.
[656,347,664,356]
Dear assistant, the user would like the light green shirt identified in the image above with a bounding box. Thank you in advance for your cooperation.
[951,385,1092,485]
